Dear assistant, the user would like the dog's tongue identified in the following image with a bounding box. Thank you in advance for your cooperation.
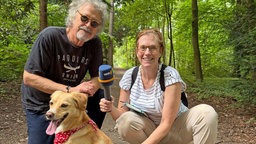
[46,121,57,135]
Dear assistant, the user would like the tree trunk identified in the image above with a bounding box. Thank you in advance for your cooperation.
[164,0,175,67]
[39,0,47,31]
[108,0,114,66]
[192,0,203,82]
[168,21,175,67]
[161,19,166,64]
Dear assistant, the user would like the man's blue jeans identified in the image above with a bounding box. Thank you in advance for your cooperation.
[25,109,54,144]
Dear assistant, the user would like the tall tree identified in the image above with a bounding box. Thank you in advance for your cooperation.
[108,0,114,66]
[39,0,48,31]
[164,0,175,67]
[192,0,203,81]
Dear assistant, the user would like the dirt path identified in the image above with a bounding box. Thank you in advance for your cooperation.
[0,68,255,144]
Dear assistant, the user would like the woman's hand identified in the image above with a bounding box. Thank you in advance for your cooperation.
[99,97,114,112]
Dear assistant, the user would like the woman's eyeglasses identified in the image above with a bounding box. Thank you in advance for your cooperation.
[137,45,158,53]
[77,10,100,28]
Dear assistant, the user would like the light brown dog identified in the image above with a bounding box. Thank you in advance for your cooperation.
[45,91,112,144]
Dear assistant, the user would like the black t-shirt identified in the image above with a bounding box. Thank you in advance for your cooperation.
[21,26,103,112]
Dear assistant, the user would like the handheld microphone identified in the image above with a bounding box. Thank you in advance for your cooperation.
[98,65,114,101]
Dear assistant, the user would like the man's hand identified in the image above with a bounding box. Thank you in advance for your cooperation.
[69,81,97,96]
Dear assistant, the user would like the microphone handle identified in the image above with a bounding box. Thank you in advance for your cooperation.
[103,85,112,101]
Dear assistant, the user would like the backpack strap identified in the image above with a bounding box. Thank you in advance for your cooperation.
[160,64,188,107]
[181,92,188,107]
[160,64,167,91]
[130,66,139,90]
[130,65,166,91]
[130,64,188,107]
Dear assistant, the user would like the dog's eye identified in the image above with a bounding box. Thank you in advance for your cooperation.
[61,104,68,108]
[49,101,53,105]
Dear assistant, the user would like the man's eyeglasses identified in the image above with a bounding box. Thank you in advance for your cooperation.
[137,46,158,53]
[77,10,100,28]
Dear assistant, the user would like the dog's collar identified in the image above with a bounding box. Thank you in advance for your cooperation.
[54,119,98,144]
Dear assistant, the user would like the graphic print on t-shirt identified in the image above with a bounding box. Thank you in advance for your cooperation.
[58,54,89,82]
[64,64,80,73]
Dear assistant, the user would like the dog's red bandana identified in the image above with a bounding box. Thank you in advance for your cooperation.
[54,119,98,144]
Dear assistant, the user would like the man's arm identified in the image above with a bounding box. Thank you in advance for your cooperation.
[23,70,67,94]
[23,70,100,96]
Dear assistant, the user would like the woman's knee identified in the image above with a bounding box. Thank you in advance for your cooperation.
[115,112,152,143]
[199,104,217,119]
[116,112,144,131]
[195,104,218,127]
[116,112,145,137]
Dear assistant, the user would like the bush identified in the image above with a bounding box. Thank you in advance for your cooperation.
[185,77,256,105]
[0,44,30,81]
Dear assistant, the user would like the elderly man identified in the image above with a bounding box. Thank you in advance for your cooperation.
[21,0,108,143]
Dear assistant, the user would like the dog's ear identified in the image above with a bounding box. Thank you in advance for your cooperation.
[71,92,88,110]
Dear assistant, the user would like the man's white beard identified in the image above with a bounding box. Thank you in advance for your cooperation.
[77,30,90,42]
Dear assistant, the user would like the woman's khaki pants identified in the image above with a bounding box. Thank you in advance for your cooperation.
[115,104,218,144]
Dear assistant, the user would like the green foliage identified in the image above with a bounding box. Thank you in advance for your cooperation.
[114,36,136,68]
[227,0,256,79]
[47,4,68,26]
[186,77,256,105]
[0,0,35,20]
[0,44,30,81]
[113,0,166,48]
[0,1,69,81]
[173,0,235,77]
[99,32,112,64]
[0,0,36,46]
[232,79,256,104]
[0,0,36,81]
[113,0,238,79]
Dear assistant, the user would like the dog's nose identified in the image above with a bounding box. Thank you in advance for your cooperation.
[45,111,54,119]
